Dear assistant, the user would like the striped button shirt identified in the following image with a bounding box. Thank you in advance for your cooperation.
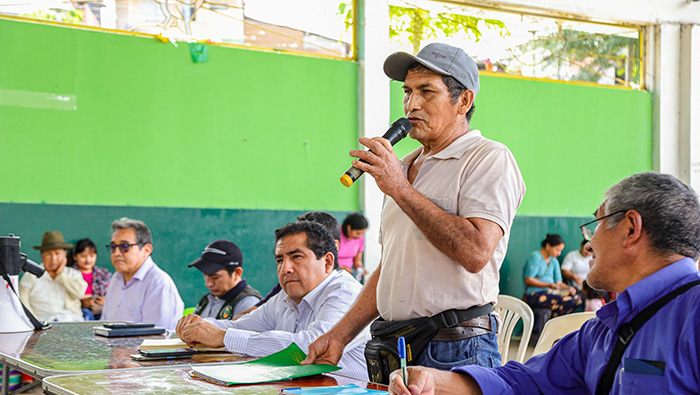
[208,269,370,380]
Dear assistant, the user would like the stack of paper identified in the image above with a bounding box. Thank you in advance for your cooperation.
[190,343,340,385]
[139,338,227,353]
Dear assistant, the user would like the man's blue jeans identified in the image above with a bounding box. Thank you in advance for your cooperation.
[413,315,501,370]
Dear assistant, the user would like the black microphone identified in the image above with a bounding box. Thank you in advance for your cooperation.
[340,117,412,187]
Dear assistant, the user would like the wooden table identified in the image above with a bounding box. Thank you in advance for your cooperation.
[0,322,250,395]
[43,368,387,395]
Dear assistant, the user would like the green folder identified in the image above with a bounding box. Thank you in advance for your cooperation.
[190,343,341,385]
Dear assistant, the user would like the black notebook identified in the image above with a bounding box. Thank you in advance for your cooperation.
[93,323,166,337]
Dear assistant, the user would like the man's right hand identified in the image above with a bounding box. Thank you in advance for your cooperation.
[302,331,348,366]
[176,313,203,346]
[388,366,483,395]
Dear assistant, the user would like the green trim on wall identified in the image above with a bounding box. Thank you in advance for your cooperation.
[0,19,360,212]
[390,76,653,217]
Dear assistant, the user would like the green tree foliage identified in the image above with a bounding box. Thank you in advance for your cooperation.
[23,9,84,24]
[339,2,508,54]
[517,27,640,85]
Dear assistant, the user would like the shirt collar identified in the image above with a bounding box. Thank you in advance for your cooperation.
[399,130,483,169]
[282,269,339,309]
[129,255,154,283]
[597,257,698,329]
[218,279,248,302]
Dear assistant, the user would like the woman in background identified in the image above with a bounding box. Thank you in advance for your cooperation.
[338,213,368,282]
[68,238,111,320]
[523,233,581,315]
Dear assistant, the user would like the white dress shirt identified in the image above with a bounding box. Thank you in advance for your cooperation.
[19,266,87,322]
[208,270,370,380]
[102,256,184,330]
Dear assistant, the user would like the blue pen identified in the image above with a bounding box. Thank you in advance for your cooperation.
[398,336,408,387]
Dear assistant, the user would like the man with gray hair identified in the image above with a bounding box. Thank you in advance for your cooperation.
[389,172,700,395]
[102,217,184,330]
[305,42,525,381]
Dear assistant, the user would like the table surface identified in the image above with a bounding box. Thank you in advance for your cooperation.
[43,368,387,395]
[0,322,251,378]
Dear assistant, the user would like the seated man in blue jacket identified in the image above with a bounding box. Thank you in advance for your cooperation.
[389,172,700,395]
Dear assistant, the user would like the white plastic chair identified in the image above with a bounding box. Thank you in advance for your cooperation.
[494,294,534,364]
[531,311,596,357]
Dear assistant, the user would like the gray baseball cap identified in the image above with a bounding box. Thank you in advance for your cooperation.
[383,42,480,98]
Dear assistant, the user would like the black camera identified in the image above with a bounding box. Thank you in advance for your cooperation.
[0,235,45,278]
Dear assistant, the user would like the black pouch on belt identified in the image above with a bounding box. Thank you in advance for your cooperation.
[363,304,494,384]
[364,316,439,384]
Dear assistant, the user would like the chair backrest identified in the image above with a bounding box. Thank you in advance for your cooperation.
[532,311,596,357]
[494,294,534,364]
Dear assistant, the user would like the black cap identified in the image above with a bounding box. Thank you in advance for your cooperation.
[188,239,243,275]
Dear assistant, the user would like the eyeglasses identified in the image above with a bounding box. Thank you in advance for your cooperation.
[106,243,140,254]
[579,210,627,242]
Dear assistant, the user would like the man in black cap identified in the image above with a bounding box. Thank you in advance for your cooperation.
[189,239,261,320]
[304,42,526,381]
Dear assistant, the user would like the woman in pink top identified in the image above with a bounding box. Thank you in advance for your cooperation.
[338,213,368,282]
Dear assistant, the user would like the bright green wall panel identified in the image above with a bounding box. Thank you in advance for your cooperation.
[0,19,359,211]
[1,202,354,308]
[390,76,653,216]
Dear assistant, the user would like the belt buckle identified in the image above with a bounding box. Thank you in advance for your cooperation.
[440,310,460,328]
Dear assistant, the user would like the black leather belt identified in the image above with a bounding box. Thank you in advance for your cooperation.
[432,315,493,342]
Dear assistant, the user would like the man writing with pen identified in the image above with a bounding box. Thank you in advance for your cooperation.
[303,42,525,383]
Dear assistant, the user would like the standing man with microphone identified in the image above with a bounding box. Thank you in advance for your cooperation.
[303,42,525,382]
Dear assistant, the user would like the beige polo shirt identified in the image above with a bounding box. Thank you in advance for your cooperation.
[377,130,525,321]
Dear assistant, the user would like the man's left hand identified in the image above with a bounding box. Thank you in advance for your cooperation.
[350,137,411,197]
[176,314,226,348]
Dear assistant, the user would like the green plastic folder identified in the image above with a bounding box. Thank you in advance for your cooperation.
[190,343,340,385]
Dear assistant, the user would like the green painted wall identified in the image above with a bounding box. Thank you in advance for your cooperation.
[391,76,654,217]
[0,18,360,211]
[1,18,655,304]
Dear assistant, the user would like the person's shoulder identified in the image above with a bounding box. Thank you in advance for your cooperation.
[144,261,179,289]
[320,270,362,296]
[195,293,211,306]
[527,250,541,260]
[464,130,511,151]
[64,266,84,278]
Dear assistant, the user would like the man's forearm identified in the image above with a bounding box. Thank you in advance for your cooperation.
[390,186,502,273]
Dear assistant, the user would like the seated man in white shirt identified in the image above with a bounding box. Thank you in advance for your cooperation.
[101,217,184,330]
[176,220,370,380]
[561,239,592,290]
[19,231,87,322]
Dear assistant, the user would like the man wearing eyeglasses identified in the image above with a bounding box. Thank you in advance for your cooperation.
[101,217,184,330]
[388,172,700,395]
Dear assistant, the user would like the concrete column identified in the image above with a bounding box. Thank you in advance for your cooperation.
[653,22,700,190]
[653,23,682,177]
[679,24,700,190]
[357,0,390,273]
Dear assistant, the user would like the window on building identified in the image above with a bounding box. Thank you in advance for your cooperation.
[0,0,355,59]
[384,0,643,89]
